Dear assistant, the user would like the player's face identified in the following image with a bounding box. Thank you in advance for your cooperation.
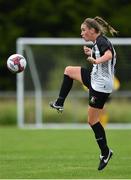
[81,23,94,41]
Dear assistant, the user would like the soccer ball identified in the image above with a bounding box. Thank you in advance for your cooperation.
[7,54,27,73]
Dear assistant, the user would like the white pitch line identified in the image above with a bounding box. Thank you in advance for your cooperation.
[21,123,131,130]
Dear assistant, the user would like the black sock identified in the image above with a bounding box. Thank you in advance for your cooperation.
[56,74,73,106]
[91,122,109,157]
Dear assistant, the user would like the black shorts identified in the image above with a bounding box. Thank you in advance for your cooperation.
[81,67,110,109]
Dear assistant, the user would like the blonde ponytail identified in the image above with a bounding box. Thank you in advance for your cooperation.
[94,16,118,36]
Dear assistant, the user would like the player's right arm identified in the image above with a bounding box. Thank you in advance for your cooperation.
[83,46,92,56]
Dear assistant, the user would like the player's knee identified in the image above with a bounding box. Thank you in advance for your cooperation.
[87,118,93,126]
[88,117,100,126]
[64,66,73,76]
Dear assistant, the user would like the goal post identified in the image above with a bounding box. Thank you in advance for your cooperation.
[16,41,43,128]
[16,42,24,128]
[16,37,131,128]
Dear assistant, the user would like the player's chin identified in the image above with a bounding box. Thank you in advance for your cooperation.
[82,37,89,42]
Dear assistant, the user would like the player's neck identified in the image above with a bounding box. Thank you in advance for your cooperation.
[92,33,101,43]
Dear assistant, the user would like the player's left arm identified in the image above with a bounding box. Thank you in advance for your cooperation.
[87,50,112,64]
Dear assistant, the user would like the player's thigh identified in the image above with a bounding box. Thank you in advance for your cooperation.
[89,87,110,109]
[81,67,91,88]
[64,66,83,83]
[88,88,110,125]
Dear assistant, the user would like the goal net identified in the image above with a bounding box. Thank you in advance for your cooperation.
[16,38,131,128]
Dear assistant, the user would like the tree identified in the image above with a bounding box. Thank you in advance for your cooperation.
[0,0,130,90]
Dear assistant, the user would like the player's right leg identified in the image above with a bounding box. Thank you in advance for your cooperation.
[50,66,82,112]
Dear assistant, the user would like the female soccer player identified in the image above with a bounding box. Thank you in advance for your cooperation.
[50,16,117,170]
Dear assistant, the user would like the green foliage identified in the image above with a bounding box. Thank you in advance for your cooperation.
[0,98,131,125]
[45,98,131,123]
[0,0,130,54]
[0,100,16,125]
[107,99,131,123]
[0,0,131,90]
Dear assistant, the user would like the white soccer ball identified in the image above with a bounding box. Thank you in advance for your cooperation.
[7,54,27,73]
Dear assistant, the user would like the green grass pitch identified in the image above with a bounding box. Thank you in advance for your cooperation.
[0,127,131,179]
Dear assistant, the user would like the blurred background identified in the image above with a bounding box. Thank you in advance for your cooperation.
[0,0,131,126]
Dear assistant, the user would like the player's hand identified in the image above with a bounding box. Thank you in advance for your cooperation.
[87,57,96,64]
[83,46,92,56]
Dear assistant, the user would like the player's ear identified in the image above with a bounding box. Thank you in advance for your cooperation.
[90,28,95,34]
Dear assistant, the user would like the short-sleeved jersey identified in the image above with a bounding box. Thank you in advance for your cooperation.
[91,35,116,93]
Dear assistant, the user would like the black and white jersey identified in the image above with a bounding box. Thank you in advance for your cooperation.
[91,35,116,93]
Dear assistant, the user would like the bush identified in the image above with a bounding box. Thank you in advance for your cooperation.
[0,99,17,125]
[0,98,131,125]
